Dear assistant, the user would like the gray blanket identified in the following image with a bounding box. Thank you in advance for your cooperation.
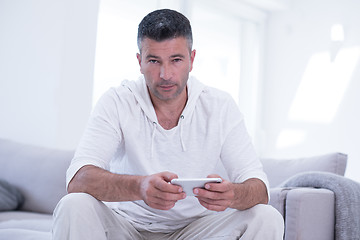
[281,171,360,240]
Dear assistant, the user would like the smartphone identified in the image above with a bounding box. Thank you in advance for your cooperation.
[170,178,222,196]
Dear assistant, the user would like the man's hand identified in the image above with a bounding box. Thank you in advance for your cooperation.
[193,174,234,211]
[140,172,186,210]
[68,166,186,208]
[194,174,268,212]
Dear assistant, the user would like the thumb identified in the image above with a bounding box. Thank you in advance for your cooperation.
[160,171,179,183]
[207,174,222,179]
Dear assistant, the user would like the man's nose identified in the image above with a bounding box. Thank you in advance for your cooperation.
[160,63,172,80]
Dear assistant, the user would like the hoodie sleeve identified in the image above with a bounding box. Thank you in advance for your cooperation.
[219,98,270,199]
[66,88,123,189]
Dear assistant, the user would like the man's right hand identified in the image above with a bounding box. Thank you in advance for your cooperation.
[68,166,185,210]
[140,172,186,210]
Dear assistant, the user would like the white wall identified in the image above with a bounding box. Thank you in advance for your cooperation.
[0,0,99,150]
[262,0,360,181]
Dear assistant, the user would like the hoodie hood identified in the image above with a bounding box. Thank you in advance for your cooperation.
[121,75,206,125]
[121,75,206,154]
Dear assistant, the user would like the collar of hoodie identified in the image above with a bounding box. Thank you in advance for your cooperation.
[150,114,186,160]
[122,76,205,161]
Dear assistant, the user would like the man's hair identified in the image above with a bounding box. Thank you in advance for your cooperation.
[137,9,193,52]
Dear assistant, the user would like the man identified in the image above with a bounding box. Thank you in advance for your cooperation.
[53,9,284,239]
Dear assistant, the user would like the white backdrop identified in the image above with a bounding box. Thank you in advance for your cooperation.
[0,0,99,150]
[262,0,360,182]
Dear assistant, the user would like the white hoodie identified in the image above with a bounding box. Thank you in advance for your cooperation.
[66,76,269,233]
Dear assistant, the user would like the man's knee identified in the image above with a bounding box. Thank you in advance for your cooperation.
[253,204,282,217]
[249,204,284,236]
[54,193,99,217]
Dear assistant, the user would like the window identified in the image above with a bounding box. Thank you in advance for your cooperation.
[190,2,241,102]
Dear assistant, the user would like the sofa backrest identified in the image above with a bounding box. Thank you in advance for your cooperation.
[261,152,348,187]
[0,138,73,214]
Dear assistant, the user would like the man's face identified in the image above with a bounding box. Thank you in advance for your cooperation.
[137,37,196,103]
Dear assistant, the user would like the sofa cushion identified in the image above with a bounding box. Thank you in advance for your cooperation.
[0,218,52,232]
[269,187,292,217]
[0,179,24,211]
[0,229,51,240]
[0,211,52,222]
[261,152,347,187]
[0,138,74,214]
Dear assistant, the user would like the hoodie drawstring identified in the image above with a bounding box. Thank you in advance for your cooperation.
[151,122,157,160]
[179,115,186,152]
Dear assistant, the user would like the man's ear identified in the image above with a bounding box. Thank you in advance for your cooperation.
[136,53,143,74]
[189,49,196,72]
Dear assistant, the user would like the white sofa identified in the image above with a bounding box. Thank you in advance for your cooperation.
[0,138,348,239]
[262,153,347,240]
[0,139,73,240]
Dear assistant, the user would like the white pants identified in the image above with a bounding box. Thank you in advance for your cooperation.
[52,193,284,240]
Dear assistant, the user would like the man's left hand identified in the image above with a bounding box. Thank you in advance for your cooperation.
[194,174,235,212]
[194,174,269,212]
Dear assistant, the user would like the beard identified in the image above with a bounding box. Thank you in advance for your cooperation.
[147,77,188,102]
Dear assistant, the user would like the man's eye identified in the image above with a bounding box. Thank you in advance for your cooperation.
[149,60,159,64]
[173,58,182,63]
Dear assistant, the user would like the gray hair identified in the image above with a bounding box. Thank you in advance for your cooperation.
[137,9,193,52]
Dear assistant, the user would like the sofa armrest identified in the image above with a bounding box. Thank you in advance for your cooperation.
[284,188,335,240]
